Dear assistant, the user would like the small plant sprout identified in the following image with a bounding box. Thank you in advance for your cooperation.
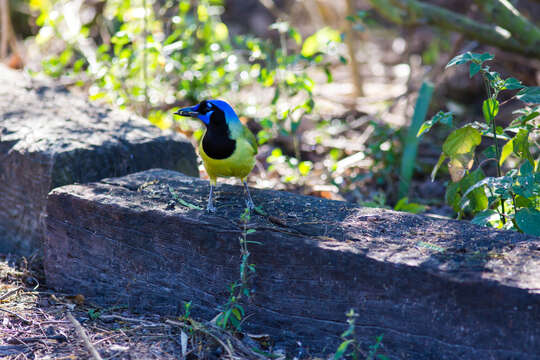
[334,309,388,360]
[215,207,260,331]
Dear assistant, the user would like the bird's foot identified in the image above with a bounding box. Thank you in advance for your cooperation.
[206,203,216,213]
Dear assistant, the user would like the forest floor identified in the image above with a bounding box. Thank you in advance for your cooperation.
[0,254,292,360]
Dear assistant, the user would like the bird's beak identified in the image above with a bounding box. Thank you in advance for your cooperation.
[174,105,199,118]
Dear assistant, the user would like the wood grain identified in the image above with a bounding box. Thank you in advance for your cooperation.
[44,169,540,359]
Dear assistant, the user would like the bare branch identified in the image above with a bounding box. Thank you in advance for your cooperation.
[473,0,540,48]
[367,0,540,58]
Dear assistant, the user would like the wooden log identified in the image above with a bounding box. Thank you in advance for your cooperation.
[44,169,540,359]
[0,66,198,254]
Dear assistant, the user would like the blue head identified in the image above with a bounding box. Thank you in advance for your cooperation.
[174,99,240,127]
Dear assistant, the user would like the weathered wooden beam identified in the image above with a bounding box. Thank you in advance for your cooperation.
[0,66,198,254]
[44,169,540,358]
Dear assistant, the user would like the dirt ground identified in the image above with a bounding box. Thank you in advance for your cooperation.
[0,254,290,360]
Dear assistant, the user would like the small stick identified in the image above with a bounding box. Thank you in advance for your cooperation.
[66,312,103,360]
[0,286,23,301]
[0,307,32,324]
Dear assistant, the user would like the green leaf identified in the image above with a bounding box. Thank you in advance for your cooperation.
[445,180,462,212]
[482,98,499,124]
[460,169,488,212]
[499,139,513,166]
[513,129,533,164]
[471,209,500,227]
[469,62,481,78]
[334,340,354,360]
[503,77,524,90]
[515,208,540,236]
[301,27,341,57]
[299,161,313,176]
[517,86,540,104]
[515,195,533,208]
[231,307,243,320]
[442,126,482,157]
[341,326,354,338]
[417,111,453,137]
[246,229,256,234]
[520,160,533,175]
[482,145,497,159]
[446,52,493,69]
[461,176,513,205]
[477,53,495,62]
[394,197,427,214]
[446,52,473,68]
[288,27,302,45]
[431,153,447,181]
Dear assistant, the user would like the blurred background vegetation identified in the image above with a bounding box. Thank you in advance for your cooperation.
[1,0,539,232]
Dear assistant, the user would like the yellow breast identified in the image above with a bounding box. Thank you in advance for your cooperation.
[199,136,256,184]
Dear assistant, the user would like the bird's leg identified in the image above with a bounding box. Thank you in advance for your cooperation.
[242,180,255,210]
[207,183,216,213]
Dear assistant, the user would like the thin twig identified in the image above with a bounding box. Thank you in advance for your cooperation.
[0,286,23,301]
[0,307,32,324]
[66,312,103,360]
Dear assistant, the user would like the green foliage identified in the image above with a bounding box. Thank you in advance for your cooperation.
[215,208,258,331]
[32,0,340,177]
[237,22,340,177]
[364,120,405,192]
[334,309,388,360]
[32,0,247,124]
[417,111,453,137]
[421,52,540,234]
[394,197,427,214]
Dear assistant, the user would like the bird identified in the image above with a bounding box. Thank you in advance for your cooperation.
[174,100,258,213]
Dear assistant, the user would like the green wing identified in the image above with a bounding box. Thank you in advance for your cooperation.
[243,125,258,155]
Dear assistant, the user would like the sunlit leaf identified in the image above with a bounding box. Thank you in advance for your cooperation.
[298,161,312,176]
[513,129,533,164]
[334,340,354,360]
[197,4,208,22]
[289,27,302,45]
[301,27,341,58]
[417,111,453,137]
[482,98,499,124]
[394,197,427,214]
[215,23,229,41]
[442,126,482,157]
[471,209,500,227]
[499,139,513,166]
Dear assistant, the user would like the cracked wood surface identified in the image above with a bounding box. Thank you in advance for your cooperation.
[0,66,198,254]
[44,169,540,359]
